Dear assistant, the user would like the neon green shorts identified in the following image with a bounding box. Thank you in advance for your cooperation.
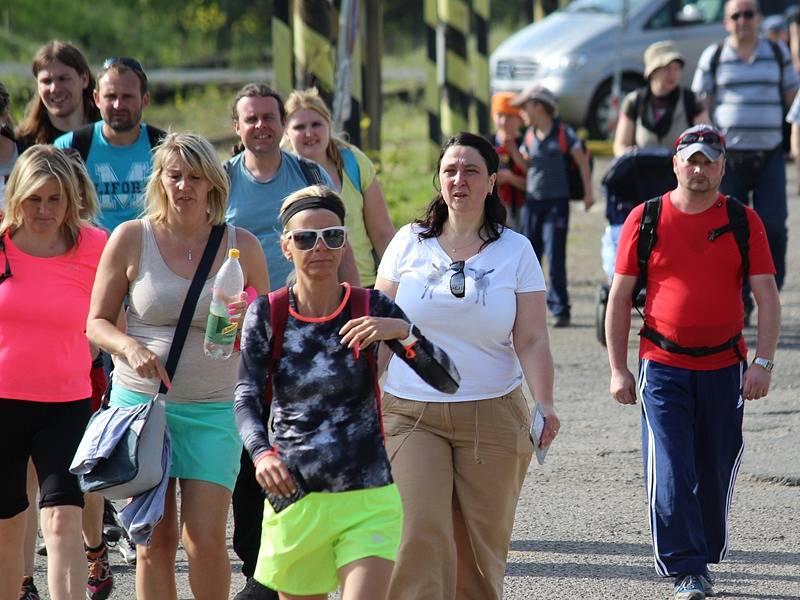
[254,483,402,595]
[109,387,241,491]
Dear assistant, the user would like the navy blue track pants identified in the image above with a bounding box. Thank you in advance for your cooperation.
[638,359,746,577]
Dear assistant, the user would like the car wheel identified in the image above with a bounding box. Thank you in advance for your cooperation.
[586,76,642,139]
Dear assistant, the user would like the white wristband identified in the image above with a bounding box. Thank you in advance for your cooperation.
[399,324,417,346]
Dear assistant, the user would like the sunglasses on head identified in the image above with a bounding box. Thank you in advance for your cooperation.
[0,237,11,285]
[449,260,466,298]
[102,57,145,73]
[675,131,726,151]
[730,9,755,20]
[285,226,347,251]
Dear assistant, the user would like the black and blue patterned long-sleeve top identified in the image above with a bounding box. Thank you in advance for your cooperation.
[234,284,460,493]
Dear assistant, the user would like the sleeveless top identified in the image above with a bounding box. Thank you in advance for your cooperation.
[112,219,239,403]
[624,88,693,150]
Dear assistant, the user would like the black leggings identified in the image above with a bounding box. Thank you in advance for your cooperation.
[0,398,90,519]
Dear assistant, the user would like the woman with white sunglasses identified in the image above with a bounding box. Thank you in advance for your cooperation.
[234,184,459,600]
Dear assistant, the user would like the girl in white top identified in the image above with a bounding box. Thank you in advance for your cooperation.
[375,132,560,600]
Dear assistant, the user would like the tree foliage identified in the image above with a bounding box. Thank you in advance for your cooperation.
[0,0,531,67]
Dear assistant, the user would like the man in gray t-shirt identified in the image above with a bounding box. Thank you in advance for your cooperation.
[692,0,798,296]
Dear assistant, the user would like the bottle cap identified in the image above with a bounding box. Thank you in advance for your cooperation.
[229,248,240,259]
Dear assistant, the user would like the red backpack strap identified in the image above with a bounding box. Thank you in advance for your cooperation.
[265,287,290,408]
[557,123,569,155]
[349,287,385,438]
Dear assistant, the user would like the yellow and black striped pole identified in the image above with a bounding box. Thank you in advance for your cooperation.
[438,0,471,139]
[294,0,336,107]
[362,0,383,153]
[425,0,441,161]
[272,0,294,99]
[471,0,490,136]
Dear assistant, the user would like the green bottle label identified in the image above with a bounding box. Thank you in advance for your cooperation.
[205,312,237,346]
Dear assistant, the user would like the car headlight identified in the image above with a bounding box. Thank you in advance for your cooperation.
[538,53,588,77]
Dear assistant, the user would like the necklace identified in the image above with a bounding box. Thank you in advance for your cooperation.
[442,236,482,253]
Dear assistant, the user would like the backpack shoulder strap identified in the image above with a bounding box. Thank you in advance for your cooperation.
[145,124,167,150]
[708,196,750,284]
[557,123,569,155]
[348,286,384,437]
[265,287,290,408]
[70,124,96,163]
[634,196,663,302]
[767,40,786,107]
[709,41,724,97]
[340,146,362,194]
[683,89,697,127]
[297,157,324,186]
[727,197,750,283]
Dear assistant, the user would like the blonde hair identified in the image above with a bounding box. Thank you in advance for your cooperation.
[65,151,99,222]
[279,184,346,232]
[0,145,86,248]
[284,88,345,176]
[144,132,228,225]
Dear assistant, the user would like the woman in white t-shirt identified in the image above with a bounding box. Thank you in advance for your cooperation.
[375,132,560,600]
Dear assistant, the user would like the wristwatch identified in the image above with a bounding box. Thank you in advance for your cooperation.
[752,357,774,372]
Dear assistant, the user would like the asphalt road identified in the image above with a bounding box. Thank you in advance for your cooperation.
[32,157,799,599]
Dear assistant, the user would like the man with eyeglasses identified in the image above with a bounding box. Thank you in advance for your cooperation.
[606,125,780,600]
[54,57,165,232]
[224,83,358,600]
[692,0,798,321]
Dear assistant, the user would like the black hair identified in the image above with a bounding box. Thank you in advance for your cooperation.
[415,132,506,248]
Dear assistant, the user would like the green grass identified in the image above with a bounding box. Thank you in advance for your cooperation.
[378,97,435,228]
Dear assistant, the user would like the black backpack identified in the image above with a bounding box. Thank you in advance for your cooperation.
[633,195,750,359]
[708,39,786,109]
[69,123,166,163]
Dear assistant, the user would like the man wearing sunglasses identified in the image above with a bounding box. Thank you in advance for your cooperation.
[54,57,165,233]
[692,0,798,318]
[606,125,780,600]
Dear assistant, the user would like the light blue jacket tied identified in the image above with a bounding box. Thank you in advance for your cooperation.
[70,404,172,545]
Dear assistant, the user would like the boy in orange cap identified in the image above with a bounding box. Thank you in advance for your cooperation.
[491,92,526,231]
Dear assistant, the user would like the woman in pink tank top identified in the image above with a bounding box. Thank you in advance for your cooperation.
[0,145,107,600]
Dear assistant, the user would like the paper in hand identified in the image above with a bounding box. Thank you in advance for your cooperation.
[529,404,549,465]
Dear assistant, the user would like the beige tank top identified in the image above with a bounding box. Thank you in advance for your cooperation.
[112,219,239,403]
[633,88,693,150]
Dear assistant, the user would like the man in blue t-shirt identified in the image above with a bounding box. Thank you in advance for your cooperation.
[225,83,359,600]
[55,58,164,232]
[225,83,359,291]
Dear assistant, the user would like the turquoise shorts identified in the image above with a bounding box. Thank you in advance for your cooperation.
[254,484,403,595]
[109,387,242,491]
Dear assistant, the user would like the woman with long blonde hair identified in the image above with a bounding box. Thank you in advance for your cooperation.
[284,88,395,287]
[0,145,108,600]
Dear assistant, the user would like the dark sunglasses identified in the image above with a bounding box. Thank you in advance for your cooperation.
[675,131,726,152]
[102,57,145,73]
[449,260,466,298]
[285,226,347,251]
[730,9,755,20]
[0,237,11,285]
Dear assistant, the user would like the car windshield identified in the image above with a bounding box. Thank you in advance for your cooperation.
[564,0,649,15]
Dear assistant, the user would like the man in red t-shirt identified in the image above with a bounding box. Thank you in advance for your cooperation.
[605,125,780,600]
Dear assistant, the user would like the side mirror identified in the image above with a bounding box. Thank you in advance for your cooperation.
[676,4,705,24]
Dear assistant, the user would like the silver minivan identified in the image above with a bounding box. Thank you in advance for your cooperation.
[490,0,793,137]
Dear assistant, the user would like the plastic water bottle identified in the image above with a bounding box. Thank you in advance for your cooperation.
[204,248,244,360]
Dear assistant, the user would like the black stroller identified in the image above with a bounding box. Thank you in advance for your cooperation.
[595,147,677,345]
